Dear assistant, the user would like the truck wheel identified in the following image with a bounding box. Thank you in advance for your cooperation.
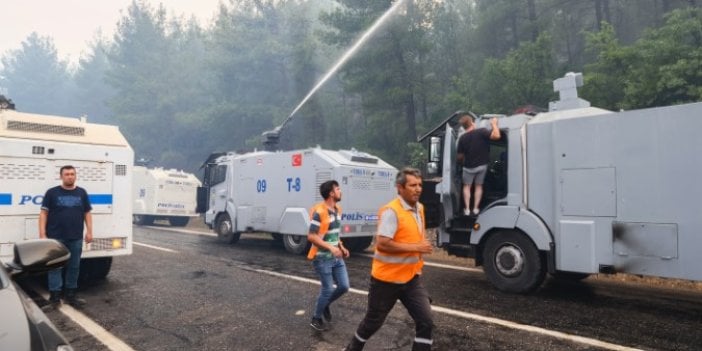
[482,230,545,294]
[168,217,190,227]
[283,234,310,255]
[345,237,374,252]
[215,214,241,244]
[133,215,154,225]
[79,257,112,282]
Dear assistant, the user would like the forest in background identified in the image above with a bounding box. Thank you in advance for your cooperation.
[1,0,701,173]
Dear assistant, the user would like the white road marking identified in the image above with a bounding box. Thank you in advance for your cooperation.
[138,241,644,351]
[133,241,179,253]
[144,226,479,272]
[31,285,136,351]
[143,225,217,237]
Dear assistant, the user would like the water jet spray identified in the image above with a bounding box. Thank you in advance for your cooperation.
[262,0,407,149]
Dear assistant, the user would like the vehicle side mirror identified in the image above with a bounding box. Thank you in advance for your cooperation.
[8,239,70,277]
[429,137,441,162]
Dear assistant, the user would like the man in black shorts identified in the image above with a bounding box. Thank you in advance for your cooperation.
[456,117,501,216]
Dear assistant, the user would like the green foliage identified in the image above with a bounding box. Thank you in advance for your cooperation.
[581,22,633,111]
[473,34,557,113]
[0,33,74,115]
[623,8,702,108]
[582,8,702,110]
[3,0,701,173]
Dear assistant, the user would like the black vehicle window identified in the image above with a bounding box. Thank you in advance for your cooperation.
[209,165,227,186]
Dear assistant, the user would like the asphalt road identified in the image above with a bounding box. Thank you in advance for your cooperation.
[22,225,702,350]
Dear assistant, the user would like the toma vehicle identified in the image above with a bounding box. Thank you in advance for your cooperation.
[132,166,201,227]
[420,72,702,293]
[1,239,74,351]
[0,107,133,280]
[198,147,397,254]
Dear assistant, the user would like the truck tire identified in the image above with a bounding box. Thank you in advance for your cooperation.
[78,257,112,282]
[215,214,241,244]
[168,216,190,227]
[344,237,374,252]
[482,230,545,294]
[283,234,310,255]
[133,214,154,226]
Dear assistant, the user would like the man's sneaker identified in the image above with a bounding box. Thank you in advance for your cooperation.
[64,289,86,308]
[310,317,326,331]
[323,306,332,322]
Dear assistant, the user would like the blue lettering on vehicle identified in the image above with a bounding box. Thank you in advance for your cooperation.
[6,194,114,206]
[286,177,301,192]
[256,179,267,193]
[17,195,43,205]
[341,213,378,222]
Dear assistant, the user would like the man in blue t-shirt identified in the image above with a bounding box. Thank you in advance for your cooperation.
[39,165,93,308]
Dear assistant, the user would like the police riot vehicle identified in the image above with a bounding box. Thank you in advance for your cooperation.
[0,105,133,280]
[198,147,398,254]
[420,72,702,293]
[132,166,201,226]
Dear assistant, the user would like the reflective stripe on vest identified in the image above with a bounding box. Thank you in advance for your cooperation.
[371,198,425,284]
[306,202,342,260]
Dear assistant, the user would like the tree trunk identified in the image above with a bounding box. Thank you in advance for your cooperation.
[510,8,519,49]
[603,0,611,23]
[527,0,538,41]
[594,0,603,31]
[391,33,417,142]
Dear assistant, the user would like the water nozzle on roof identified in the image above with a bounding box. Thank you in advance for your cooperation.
[549,72,591,112]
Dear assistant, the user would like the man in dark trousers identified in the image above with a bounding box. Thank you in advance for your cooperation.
[307,180,350,331]
[39,165,93,308]
[457,117,501,216]
[345,167,434,351]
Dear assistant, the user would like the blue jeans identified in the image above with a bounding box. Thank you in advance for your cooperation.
[48,238,83,292]
[312,257,350,319]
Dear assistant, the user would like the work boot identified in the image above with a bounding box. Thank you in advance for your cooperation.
[323,306,332,322]
[64,289,86,308]
[47,290,62,309]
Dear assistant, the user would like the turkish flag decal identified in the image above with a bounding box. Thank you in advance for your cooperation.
[292,153,302,167]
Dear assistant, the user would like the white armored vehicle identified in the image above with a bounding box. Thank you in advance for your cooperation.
[0,107,133,280]
[197,147,397,254]
[132,166,201,226]
[421,72,702,293]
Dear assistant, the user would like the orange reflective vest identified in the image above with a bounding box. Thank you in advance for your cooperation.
[371,198,425,284]
[306,202,342,260]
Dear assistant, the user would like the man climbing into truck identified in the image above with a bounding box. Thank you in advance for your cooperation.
[456,117,501,216]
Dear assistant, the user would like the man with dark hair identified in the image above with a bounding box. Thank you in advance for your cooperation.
[345,167,434,351]
[39,165,93,308]
[307,180,350,331]
[457,117,501,216]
